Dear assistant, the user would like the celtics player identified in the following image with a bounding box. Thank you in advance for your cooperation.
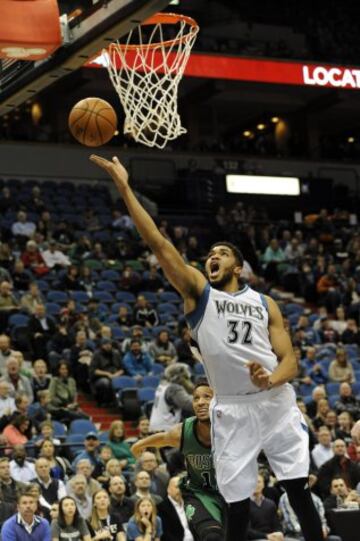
[131,380,225,541]
[90,155,324,541]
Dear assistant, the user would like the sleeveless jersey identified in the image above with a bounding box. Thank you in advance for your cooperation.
[186,283,278,396]
[180,416,224,523]
[149,381,182,431]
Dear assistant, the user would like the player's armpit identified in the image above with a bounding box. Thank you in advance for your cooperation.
[266,296,298,386]
[130,423,182,457]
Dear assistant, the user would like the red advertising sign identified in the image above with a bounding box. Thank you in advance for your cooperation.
[87,52,360,90]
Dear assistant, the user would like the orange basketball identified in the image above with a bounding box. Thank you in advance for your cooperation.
[68,97,117,147]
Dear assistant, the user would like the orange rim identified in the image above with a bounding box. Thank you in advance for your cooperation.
[113,12,199,51]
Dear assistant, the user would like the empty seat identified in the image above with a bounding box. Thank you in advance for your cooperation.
[112,376,137,391]
[69,419,97,435]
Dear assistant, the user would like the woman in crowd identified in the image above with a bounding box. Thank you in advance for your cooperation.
[48,361,89,425]
[312,397,330,431]
[39,439,72,481]
[107,420,135,469]
[51,496,91,541]
[336,411,354,445]
[2,414,30,452]
[127,497,162,541]
[87,489,125,541]
[149,330,178,366]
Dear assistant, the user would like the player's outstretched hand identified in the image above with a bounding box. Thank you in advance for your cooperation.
[249,361,270,390]
[90,155,129,193]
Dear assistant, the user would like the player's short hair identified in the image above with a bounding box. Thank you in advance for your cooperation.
[208,241,244,266]
[193,378,210,392]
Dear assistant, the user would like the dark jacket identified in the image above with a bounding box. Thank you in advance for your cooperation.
[109,496,134,524]
[317,455,360,496]
[89,349,122,381]
[157,497,185,541]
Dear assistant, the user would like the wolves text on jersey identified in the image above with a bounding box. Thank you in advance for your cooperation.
[214,300,264,320]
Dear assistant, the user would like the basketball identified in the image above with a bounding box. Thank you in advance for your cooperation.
[68,97,117,147]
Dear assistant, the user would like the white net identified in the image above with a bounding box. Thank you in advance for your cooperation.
[106,14,199,149]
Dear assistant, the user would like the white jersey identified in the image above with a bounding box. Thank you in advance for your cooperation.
[186,283,278,396]
[149,381,182,431]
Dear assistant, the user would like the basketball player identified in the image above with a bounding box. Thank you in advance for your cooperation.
[90,155,324,541]
[131,380,225,541]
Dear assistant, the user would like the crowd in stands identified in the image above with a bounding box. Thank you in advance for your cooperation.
[0,177,359,539]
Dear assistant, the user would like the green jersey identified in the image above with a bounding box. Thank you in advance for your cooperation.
[180,416,224,523]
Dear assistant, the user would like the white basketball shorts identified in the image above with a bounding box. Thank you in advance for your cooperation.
[210,384,309,502]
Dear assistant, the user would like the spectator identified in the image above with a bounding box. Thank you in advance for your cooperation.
[3,357,33,402]
[89,338,124,405]
[122,326,150,355]
[2,414,30,451]
[311,427,334,469]
[316,264,342,313]
[32,457,67,509]
[341,318,360,345]
[334,382,360,420]
[0,379,16,418]
[11,211,36,240]
[27,303,56,361]
[25,483,51,521]
[12,260,31,291]
[87,489,125,541]
[48,361,89,424]
[247,473,284,540]
[317,439,360,496]
[20,283,45,315]
[78,266,96,296]
[130,471,163,506]
[126,416,151,446]
[0,457,27,504]
[72,432,103,478]
[119,265,141,292]
[336,411,355,444]
[312,398,330,431]
[41,239,70,269]
[328,348,355,383]
[73,459,102,497]
[157,476,194,541]
[31,358,51,400]
[116,305,134,329]
[60,265,82,291]
[262,238,286,282]
[0,281,19,326]
[329,306,348,335]
[38,439,71,481]
[109,475,134,524]
[307,385,327,419]
[51,496,91,541]
[107,420,136,468]
[149,364,194,432]
[323,477,360,513]
[324,410,339,440]
[133,295,159,328]
[122,339,153,380]
[318,317,339,344]
[136,452,169,500]
[66,474,93,520]
[69,330,94,388]
[30,392,52,430]
[0,334,16,373]
[142,267,164,292]
[9,445,36,483]
[149,330,178,366]
[0,489,15,532]
[304,352,328,385]
[1,490,51,541]
[176,327,197,367]
[127,496,163,541]
[21,240,48,276]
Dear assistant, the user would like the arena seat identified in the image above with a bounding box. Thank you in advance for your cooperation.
[138,387,156,403]
[45,302,61,316]
[117,388,141,420]
[70,291,90,304]
[116,291,136,304]
[326,383,340,395]
[101,270,120,281]
[69,419,97,435]
[299,384,316,396]
[140,291,158,304]
[47,291,68,304]
[65,434,85,457]
[158,291,181,304]
[93,291,113,303]
[97,280,117,292]
[151,363,165,376]
[141,375,160,388]
[157,302,179,315]
[8,313,30,327]
[328,395,340,409]
[112,376,137,391]
[52,420,67,438]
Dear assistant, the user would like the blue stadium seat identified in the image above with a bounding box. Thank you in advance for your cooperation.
[45,302,61,316]
[141,375,160,388]
[35,279,49,292]
[194,363,205,376]
[112,376,137,391]
[65,434,85,457]
[101,270,120,281]
[8,313,29,327]
[140,291,158,304]
[47,291,68,304]
[111,327,126,340]
[69,419,97,435]
[52,421,67,438]
[111,302,132,314]
[116,292,136,304]
[138,387,156,402]
[326,382,340,395]
[284,303,304,315]
[97,281,117,292]
[328,394,340,409]
[157,302,178,314]
[98,431,109,443]
[151,363,165,376]
[158,291,181,304]
[299,384,316,396]
[70,291,90,304]
[352,382,360,395]
[93,291,114,303]
[308,314,319,325]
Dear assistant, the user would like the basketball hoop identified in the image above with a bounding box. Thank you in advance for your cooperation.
[105,13,199,149]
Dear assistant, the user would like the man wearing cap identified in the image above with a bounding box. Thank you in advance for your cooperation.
[41,240,71,269]
[89,338,124,405]
[149,363,194,432]
[72,432,103,478]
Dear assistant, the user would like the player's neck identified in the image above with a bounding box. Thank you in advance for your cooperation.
[220,277,241,293]
[196,420,211,446]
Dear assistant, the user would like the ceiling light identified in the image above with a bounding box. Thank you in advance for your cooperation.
[348,136,355,143]
[271,116,280,123]
[243,130,252,137]
[257,123,266,130]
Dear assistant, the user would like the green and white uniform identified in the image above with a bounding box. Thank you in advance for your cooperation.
[180,416,225,524]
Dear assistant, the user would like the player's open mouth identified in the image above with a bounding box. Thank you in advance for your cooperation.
[209,261,220,278]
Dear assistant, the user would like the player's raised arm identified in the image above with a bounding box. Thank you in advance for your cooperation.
[131,423,182,458]
[90,155,206,300]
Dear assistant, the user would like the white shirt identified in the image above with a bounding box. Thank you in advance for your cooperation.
[311,443,334,469]
[41,249,70,268]
[10,460,36,483]
[17,513,36,534]
[12,222,36,237]
[0,395,16,417]
[168,496,194,541]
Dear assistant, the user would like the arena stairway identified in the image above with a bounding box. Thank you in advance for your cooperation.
[77,392,138,436]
